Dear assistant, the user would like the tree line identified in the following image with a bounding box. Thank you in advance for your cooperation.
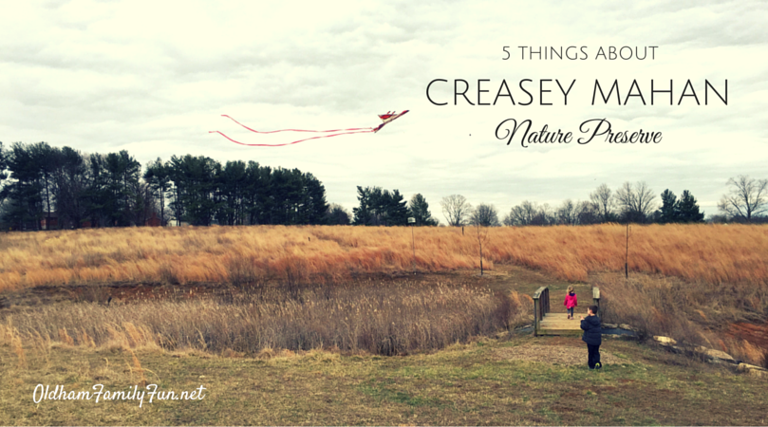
[349,187,438,226]
[1,141,765,230]
[439,177,767,227]
[0,142,329,230]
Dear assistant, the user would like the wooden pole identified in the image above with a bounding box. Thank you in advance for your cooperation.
[411,224,416,274]
[479,239,483,276]
[625,223,629,279]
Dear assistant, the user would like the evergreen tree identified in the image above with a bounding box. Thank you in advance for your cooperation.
[352,186,374,225]
[103,151,141,226]
[658,189,678,223]
[53,146,89,228]
[353,186,386,225]
[167,155,219,226]
[244,161,267,225]
[302,172,329,225]
[27,143,58,227]
[215,160,248,225]
[0,142,6,183]
[83,153,109,227]
[144,158,171,226]
[408,193,438,226]
[386,189,409,226]
[79,150,143,227]
[268,168,303,225]
[1,143,46,230]
[2,142,330,229]
[369,187,389,225]
[677,190,705,223]
[353,186,409,226]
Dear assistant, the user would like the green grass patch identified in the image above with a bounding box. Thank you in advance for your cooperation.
[1,336,767,425]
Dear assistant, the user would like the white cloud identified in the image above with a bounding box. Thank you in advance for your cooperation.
[1,0,766,219]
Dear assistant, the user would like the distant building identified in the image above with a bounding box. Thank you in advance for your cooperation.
[40,213,59,230]
[145,212,162,227]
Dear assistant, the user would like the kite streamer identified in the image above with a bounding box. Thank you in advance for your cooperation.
[209,111,409,147]
[209,128,376,147]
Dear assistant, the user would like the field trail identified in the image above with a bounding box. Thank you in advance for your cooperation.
[494,342,628,366]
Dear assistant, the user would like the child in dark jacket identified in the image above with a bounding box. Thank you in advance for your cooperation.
[580,305,602,370]
[564,286,577,319]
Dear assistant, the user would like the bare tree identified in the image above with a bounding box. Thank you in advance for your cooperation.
[504,201,535,226]
[614,181,656,223]
[589,184,614,222]
[503,201,552,226]
[576,201,601,224]
[474,221,490,276]
[555,199,580,225]
[470,203,500,226]
[556,199,597,225]
[531,203,554,225]
[325,203,351,225]
[633,182,657,218]
[440,194,472,226]
[718,175,768,221]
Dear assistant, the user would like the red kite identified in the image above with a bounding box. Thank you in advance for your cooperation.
[209,111,409,147]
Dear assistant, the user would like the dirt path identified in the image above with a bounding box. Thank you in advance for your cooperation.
[494,342,628,366]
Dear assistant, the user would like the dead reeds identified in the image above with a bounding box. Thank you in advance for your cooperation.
[1,279,529,356]
[597,272,768,367]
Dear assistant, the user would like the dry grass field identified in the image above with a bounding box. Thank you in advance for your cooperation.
[1,224,767,291]
[1,224,767,363]
[1,224,768,424]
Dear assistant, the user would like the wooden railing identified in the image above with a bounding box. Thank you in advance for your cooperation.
[532,286,599,336]
[532,286,550,336]
[592,286,600,309]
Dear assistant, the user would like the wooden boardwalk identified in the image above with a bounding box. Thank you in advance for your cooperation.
[533,286,599,336]
[537,312,582,336]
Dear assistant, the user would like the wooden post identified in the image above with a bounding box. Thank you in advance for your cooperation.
[533,295,539,336]
[533,286,548,337]
[479,239,483,276]
[411,224,416,274]
[592,287,600,309]
[625,224,629,279]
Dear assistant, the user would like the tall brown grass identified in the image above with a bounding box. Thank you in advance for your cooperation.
[1,324,27,368]
[1,224,766,291]
[1,280,529,357]
[597,272,768,366]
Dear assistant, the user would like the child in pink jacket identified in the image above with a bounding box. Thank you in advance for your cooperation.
[564,286,578,319]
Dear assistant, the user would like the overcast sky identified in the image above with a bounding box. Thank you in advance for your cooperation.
[1,0,766,221]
